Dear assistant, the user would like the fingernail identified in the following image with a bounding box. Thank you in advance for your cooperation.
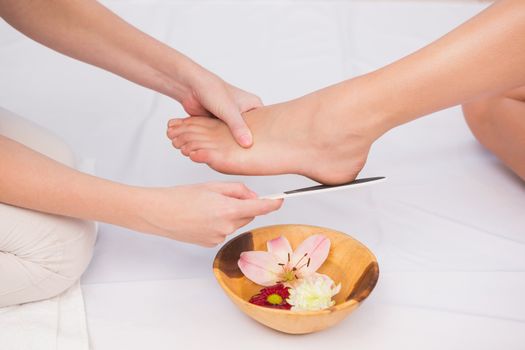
[239,133,252,147]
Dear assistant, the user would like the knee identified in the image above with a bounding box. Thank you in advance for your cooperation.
[33,218,97,303]
[462,98,497,143]
[61,219,97,275]
[0,207,97,306]
[16,213,96,304]
[32,218,97,305]
[463,99,491,129]
[46,218,98,293]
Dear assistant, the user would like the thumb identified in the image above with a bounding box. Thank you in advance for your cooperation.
[210,182,258,200]
[201,81,254,147]
[235,198,284,218]
[220,106,253,148]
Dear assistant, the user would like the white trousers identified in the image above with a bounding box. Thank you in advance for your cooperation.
[0,107,96,308]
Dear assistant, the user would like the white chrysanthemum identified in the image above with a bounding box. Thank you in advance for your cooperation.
[286,274,341,311]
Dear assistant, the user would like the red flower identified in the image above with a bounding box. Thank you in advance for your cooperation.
[249,284,292,310]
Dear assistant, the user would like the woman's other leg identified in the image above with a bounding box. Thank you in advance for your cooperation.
[463,86,525,180]
[0,107,96,307]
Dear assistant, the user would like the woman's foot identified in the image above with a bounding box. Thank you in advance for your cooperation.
[167,82,384,185]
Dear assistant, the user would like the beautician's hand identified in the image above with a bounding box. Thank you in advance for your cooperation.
[0,0,261,148]
[0,136,281,248]
[130,182,282,247]
[177,67,263,148]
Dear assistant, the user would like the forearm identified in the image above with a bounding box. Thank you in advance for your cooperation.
[0,135,137,226]
[0,0,199,101]
[348,0,525,133]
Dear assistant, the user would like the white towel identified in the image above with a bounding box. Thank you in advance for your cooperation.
[0,281,89,350]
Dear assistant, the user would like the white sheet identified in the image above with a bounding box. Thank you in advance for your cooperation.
[1,1,524,349]
[0,282,89,350]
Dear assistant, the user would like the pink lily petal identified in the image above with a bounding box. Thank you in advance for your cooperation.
[266,236,292,263]
[292,234,330,277]
[238,251,282,286]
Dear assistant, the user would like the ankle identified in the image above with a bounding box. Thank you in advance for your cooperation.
[314,77,393,143]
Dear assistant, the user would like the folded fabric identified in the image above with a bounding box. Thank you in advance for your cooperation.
[0,281,89,350]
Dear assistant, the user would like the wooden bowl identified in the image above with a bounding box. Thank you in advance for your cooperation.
[213,224,379,334]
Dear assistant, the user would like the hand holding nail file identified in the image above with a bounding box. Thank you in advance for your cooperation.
[259,177,386,200]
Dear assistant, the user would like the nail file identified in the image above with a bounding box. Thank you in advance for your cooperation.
[259,176,386,200]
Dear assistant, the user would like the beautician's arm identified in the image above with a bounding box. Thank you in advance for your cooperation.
[0,0,259,147]
[0,135,282,247]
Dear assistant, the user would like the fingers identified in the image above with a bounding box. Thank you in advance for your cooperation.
[210,182,258,200]
[234,217,255,230]
[228,84,263,112]
[199,216,254,248]
[238,94,263,113]
[195,186,282,248]
[234,198,284,218]
[208,183,283,215]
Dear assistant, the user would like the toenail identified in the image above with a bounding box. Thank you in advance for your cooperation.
[168,119,183,128]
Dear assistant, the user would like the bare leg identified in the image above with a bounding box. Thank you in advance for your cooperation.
[463,86,525,180]
[168,0,525,184]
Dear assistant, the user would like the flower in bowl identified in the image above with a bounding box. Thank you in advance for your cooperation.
[238,235,330,286]
[249,283,291,310]
[238,234,341,312]
[287,273,341,311]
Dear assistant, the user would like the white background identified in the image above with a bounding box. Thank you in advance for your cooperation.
[1,1,524,349]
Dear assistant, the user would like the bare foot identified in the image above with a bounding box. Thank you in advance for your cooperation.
[167,82,383,185]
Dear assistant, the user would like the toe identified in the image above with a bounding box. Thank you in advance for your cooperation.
[189,149,214,164]
[181,141,213,156]
[167,126,178,140]
[171,137,181,149]
[169,124,210,139]
[172,136,189,149]
[180,145,191,156]
[172,132,210,149]
[183,116,219,128]
[167,118,184,128]
[166,119,184,138]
